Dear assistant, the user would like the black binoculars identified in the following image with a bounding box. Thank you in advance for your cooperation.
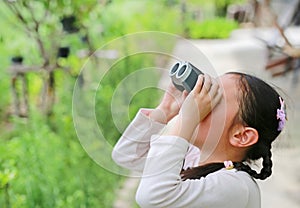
[169,61,204,92]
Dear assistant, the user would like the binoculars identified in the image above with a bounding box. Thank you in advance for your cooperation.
[169,61,204,92]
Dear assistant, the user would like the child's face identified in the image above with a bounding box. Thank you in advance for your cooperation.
[193,74,240,150]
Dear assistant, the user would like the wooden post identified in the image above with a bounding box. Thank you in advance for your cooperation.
[11,75,20,116]
[10,72,29,117]
[46,71,55,116]
[9,65,39,117]
[40,70,55,116]
[8,63,70,117]
[20,73,29,116]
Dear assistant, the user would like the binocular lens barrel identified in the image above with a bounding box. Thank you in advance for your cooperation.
[169,62,185,91]
[169,61,203,92]
[170,62,180,75]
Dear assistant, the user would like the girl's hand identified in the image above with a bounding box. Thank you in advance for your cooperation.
[180,74,222,125]
[150,83,188,124]
[168,74,223,140]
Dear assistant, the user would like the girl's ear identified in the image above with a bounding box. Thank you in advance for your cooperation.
[230,125,259,148]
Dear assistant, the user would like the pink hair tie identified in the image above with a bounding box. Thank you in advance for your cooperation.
[277,97,286,131]
[224,161,234,170]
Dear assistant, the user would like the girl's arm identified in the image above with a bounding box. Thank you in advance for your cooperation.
[112,84,188,173]
[111,108,166,172]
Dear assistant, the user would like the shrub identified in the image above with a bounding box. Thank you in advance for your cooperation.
[187,18,239,39]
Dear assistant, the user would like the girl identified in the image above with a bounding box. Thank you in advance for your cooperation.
[112,72,286,208]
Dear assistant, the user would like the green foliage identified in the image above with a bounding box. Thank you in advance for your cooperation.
[100,1,182,41]
[0,0,246,207]
[5,69,127,208]
[187,0,246,16]
[187,18,239,39]
[0,72,10,122]
[0,73,123,207]
[96,54,163,144]
[209,0,245,16]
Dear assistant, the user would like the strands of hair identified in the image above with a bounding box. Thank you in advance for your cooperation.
[180,158,272,181]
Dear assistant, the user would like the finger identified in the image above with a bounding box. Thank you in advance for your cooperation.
[199,74,212,97]
[182,90,189,99]
[193,74,204,93]
[167,82,178,93]
[208,78,219,97]
[203,74,213,92]
[211,89,223,109]
[166,83,182,99]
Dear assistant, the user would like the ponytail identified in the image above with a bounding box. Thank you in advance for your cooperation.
[234,148,273,180]
[180,150,273,181]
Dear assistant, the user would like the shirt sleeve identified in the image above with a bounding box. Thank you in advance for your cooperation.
[111,108,166,173]
[135,135,253,208]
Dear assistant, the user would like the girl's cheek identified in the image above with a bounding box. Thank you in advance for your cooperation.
[195,103,228,148]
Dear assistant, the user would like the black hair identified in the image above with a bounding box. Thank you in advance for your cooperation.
[181,72,286,180]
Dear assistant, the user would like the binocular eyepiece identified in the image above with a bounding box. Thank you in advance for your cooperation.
[169,61,204,92]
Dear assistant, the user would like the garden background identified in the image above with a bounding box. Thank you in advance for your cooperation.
[0,0,269,207]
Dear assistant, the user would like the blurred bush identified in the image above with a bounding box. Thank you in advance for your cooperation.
[0,0,245,207]
[187,18,239,39]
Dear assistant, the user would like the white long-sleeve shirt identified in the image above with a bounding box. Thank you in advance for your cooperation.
[112,109,261,208]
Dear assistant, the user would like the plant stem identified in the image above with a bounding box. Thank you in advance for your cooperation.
[4,183,10,208]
